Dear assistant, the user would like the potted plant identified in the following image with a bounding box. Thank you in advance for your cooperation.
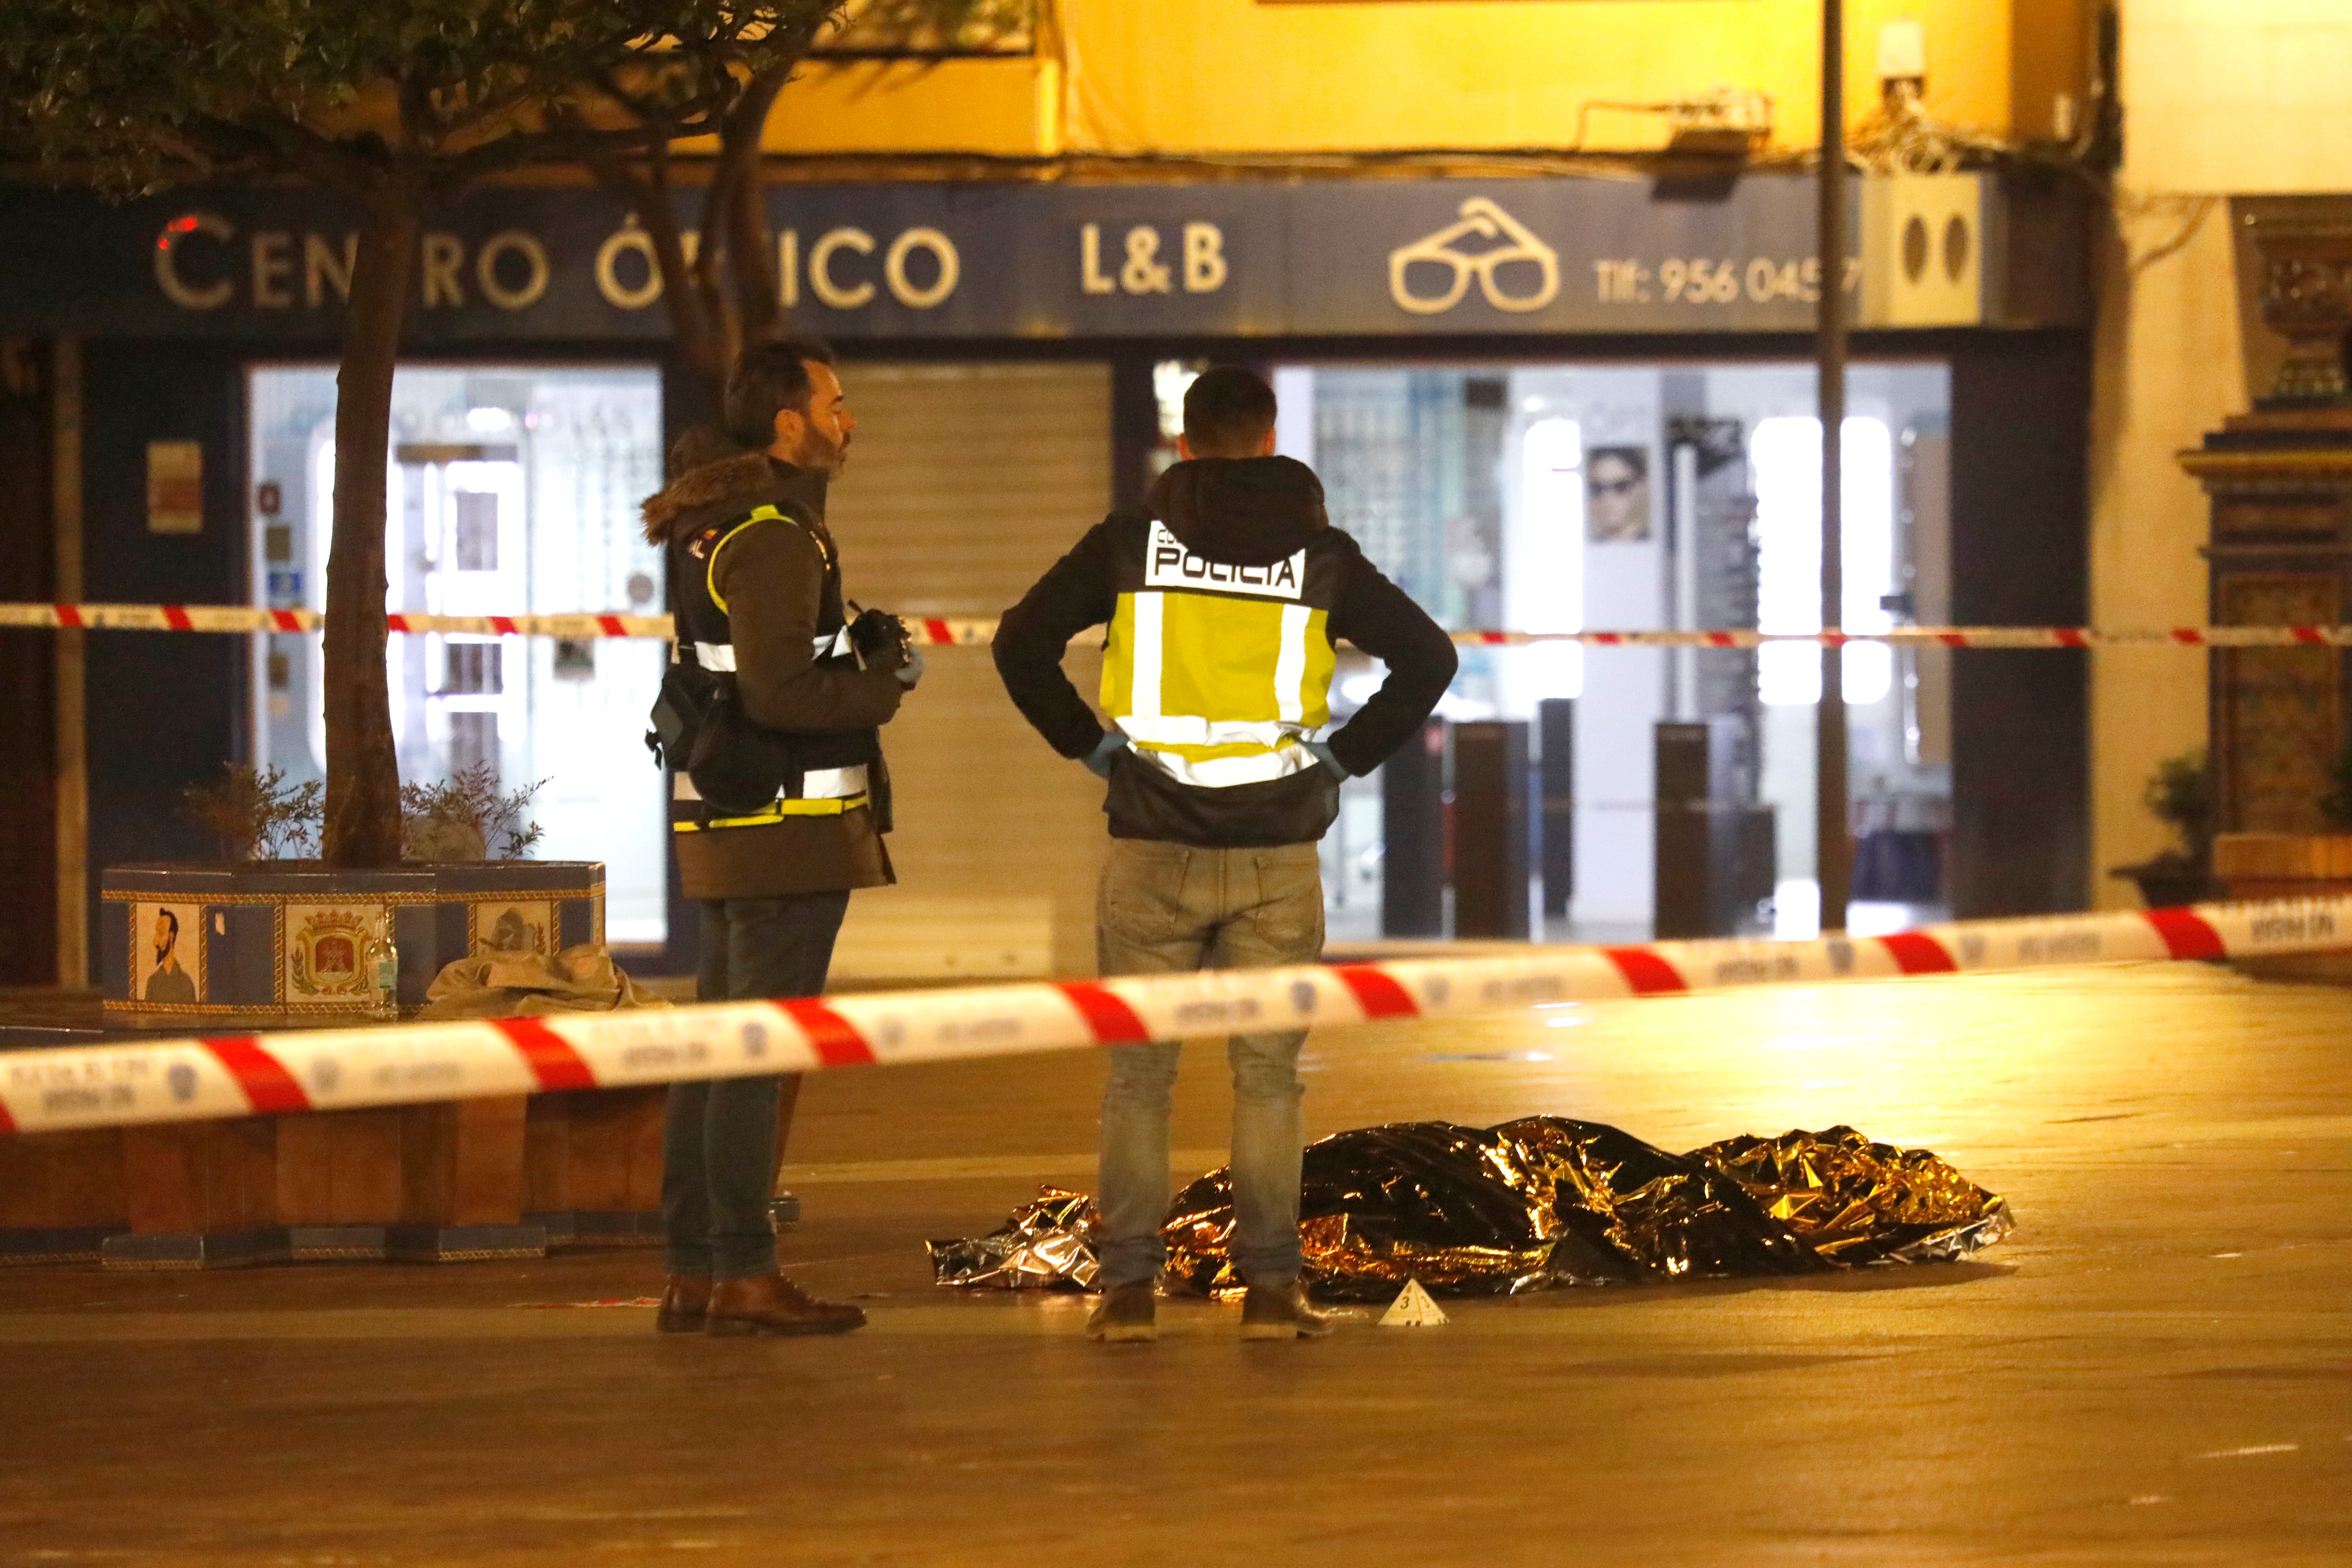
[2109,749,2219,909]
[84,764,597,1266]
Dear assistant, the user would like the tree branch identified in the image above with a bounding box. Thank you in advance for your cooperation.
[716,57,799,344]
[209,110,387,195]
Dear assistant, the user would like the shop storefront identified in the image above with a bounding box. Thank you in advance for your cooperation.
[0,168,2092,978]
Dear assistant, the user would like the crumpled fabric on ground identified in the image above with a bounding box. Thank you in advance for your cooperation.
[929,1118,2011,1299]
[416,944,669,1019]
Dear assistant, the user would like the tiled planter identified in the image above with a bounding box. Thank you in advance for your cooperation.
[87,860,615,1267]
[2108,860,2219,910]
[100,860,604,1030]
[0,1127,125,1267]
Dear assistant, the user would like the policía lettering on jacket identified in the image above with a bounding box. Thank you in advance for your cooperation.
[1142,521,1305,600]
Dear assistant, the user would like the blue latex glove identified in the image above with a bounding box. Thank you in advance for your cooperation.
[1303,740,1349,777]
[892,641,925,689]
[1082,731,1129,778]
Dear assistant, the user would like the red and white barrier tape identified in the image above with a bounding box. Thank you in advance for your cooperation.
[6,603,2352,649]
[5,897,2345,1138]
[0,604,993,645]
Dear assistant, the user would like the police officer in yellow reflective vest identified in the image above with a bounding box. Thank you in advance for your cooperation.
[640,340,920,1339]
[994,367,1457,1342]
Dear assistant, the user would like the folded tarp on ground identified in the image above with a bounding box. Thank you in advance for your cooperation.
[416,944,668,1019]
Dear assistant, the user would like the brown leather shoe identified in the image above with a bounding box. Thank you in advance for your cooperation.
[706,1272,867,1337]
[656,1274,711,1334]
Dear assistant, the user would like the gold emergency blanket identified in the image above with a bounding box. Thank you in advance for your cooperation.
[928,1119,2011,1298]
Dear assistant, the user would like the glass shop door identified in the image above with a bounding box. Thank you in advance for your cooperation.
[247,363,671,944]
[394,442,528,783]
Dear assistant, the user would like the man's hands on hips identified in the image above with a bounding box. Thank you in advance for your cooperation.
[1304,740,1349,776]
[1081,733,1344,779]
[1083,731,1129,778]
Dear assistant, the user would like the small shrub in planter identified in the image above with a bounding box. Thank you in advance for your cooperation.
[182,762,545,868]
[2110,749,2219,909]
[399,765,548,865]
[181,763,321,862]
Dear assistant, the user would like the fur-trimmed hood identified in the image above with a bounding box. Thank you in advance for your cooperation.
[640,449,828,544]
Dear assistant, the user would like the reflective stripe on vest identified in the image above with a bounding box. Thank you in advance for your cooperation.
[704,505,801,615]
[672,794,869,832]
[683,628,853,673]
[1101,583,1337,790]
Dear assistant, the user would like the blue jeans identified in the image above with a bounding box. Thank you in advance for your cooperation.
[662,892,850,1280]
[1093,839,1325,1289]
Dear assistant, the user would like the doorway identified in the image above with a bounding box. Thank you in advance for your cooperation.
[245,363,670,944]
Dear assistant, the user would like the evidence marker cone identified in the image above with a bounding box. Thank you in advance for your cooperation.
[1379,1277,1448,1327]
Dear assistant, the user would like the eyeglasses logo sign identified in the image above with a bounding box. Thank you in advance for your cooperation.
[1388,199,1561,316]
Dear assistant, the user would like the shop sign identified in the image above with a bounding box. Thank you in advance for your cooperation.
[0,173,2073,342]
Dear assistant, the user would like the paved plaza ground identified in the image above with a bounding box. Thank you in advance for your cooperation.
[0,962,2346,1565]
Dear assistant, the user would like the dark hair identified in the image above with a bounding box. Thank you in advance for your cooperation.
[722,337,837,448]
[1182,366,1278,457]
[1588,446,1648,481]
[158,909,178,939]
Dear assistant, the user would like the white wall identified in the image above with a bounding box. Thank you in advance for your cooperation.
[2084,0,2296,903]
[2086,204,2246,902]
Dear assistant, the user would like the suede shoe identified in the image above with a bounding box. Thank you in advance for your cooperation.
[706,1273,867,1337]
[1239,1281,1335,1341]
[1085,1281,1157,1343]
[655,1274,711,1334]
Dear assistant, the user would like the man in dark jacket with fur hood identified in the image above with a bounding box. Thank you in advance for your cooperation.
[994,367,1456,1344]
[641,339,919,1337]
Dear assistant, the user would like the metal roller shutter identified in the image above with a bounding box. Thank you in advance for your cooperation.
[823,362,1113,980]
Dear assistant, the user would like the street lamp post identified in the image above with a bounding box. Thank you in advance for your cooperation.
[1816,0,1851,935]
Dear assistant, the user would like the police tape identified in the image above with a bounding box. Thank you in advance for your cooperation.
[6,896,2347,1138]
[0,602,991,645]
[7,602,2352,649]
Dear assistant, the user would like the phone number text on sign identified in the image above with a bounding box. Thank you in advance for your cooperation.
[1593,256,1865,306]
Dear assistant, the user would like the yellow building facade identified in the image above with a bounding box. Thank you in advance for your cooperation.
[780,1,2090,159]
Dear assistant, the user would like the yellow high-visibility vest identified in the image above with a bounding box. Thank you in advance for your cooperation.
[1100,520,1341,788]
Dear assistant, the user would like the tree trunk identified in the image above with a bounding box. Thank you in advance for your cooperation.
[718,70,789,350]
[320,189,417,868]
